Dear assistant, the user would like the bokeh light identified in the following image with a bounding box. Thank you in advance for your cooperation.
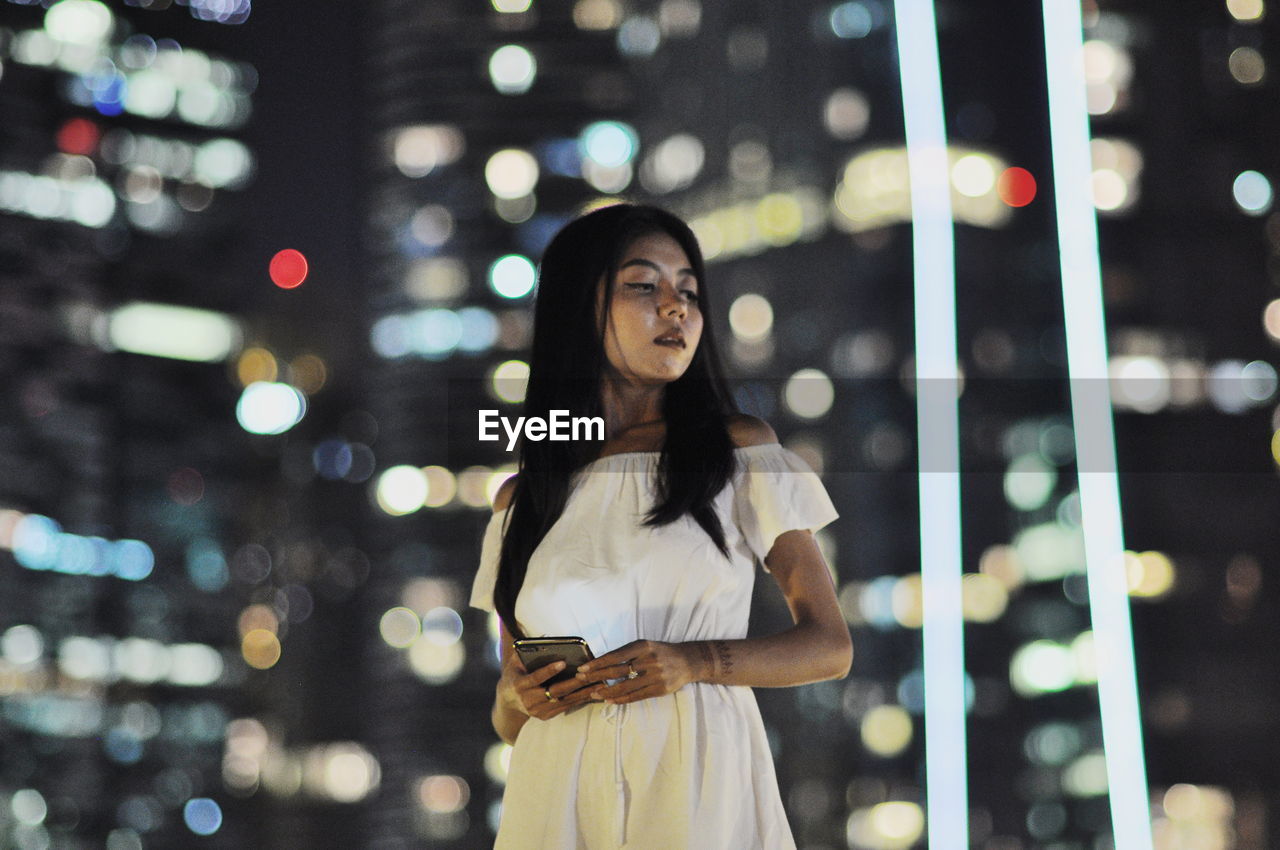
[997,166,1036,207]
[489,254,537,298]
[409,205,454,249]
[392,124,465,178]
[489,45,536,95]
[182,798,223,836]
[1003,454,1057,511]
[830,2,873,39]
[1228,46,1265,85]
[484,742,514,784]
[1062,752,1109,797]
[318,744,380,803]
[57,117,101,155]
[960,573,1008,622]
[1109,355,1171,413]
[580,121,639,168]
[238,604,279,638]
[44,1,115,47]
[952,153,996,198]
[422,607,464,645]
[421,466,458,507]
[458,466,497,508]
[193,138,254,188]
[783,368,835,419]
[2,625,44,666]
[417,775,470,814]
[485,149,539,199]
[11,788,48,826]
[290,354,328,394]
[235,346,279,386]
[407,637,465,683]
[846,800,925,850]
[639,133,704,193]
[380,607,421,648]
[860,705,913,757]
[574,0,623,29]
[491,360,531,404]
[236,382,307,435]
[729,294,774,341]
[241,629,281,670]
[1227,0,1265,22]
[375,466,428,516]
[1010,640,1075,696]
[824,87,871,140]
[1233,170,1273,215]
[617,16,661,57]
[1126,550,1176,598]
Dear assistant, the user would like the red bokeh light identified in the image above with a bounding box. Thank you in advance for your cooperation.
[269,249,309,289]
[997,167,1037,207]
[56,118,101,156]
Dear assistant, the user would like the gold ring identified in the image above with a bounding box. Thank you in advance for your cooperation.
[544,688,557,702]
[627,662,639,680]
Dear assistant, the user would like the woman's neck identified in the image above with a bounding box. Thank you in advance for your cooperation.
[599,377,665,440]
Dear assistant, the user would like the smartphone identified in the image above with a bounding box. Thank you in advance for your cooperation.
[513,636,595,686]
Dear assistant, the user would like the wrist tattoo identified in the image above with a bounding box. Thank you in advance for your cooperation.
[712,641,733,679]
[696,642,715,680]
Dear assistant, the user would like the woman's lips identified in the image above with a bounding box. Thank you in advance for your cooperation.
[654,338,685,348]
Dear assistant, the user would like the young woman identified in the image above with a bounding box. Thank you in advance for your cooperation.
[471,203,851,848]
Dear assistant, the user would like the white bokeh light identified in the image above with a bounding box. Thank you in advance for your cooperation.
[44,0,114,46]
[489,254,537,298]
[376,466,428,516]
[784,368,835,419]
[580,121,638,168]
[485,149,539,199]
[1233,170,1273,215]
[489,45,537,95]
[235,382,306,435]
[491,360,530,404]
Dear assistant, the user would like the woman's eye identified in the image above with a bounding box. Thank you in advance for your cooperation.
[682,290,699,302]
[625,282,656,292]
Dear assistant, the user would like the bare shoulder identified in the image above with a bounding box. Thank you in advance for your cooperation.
[727,414,779,448]
[493,474,518,512]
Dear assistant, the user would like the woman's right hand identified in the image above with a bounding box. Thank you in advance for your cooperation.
[498,652,598,721]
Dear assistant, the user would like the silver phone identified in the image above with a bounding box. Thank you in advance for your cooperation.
[513,636,595,686]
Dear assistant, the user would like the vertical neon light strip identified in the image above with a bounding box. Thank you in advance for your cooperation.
[1042,2,1154,847]
[893,1,968,844]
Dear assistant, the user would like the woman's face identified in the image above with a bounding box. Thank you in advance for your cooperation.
[597,231,704,388]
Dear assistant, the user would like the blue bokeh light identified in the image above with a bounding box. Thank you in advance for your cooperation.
[186,539,229,592]
[183,798,223,836]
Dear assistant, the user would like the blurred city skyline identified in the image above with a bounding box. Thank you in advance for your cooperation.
[1,0,1278,847]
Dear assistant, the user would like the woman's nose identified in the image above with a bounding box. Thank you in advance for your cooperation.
[658,289,686,317]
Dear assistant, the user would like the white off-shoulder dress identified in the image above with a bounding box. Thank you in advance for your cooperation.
[470,443,839,849]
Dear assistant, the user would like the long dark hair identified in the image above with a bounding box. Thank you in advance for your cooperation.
[493,203,739,638]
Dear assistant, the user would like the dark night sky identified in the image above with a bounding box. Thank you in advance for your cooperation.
[219,0,364,390]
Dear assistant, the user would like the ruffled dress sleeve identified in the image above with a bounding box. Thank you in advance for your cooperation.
[470,507,509,613]
[734,444,839,568]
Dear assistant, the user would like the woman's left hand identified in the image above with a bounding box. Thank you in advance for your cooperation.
[575,640,708,705]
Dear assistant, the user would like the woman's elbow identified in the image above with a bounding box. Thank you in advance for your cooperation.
[823,629,853,680]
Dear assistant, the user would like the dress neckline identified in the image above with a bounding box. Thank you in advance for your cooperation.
[580,442,781,470]
[489,443,786,513]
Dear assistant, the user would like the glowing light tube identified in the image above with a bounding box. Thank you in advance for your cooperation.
[892,0,968,844]
[106,301,242,363]
[1042,2,1155,847]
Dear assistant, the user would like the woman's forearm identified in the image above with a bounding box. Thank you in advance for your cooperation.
[684,621,852,688]
[492,687,529,745]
